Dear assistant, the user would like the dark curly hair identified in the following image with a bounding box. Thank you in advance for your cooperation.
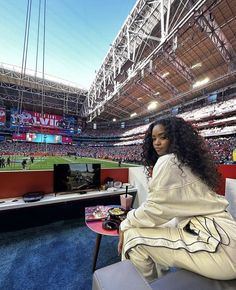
[142,116,221,191]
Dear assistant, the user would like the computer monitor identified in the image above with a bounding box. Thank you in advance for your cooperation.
[53,163,101,193]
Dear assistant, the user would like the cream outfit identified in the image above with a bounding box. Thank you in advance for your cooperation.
[120,154,236,282]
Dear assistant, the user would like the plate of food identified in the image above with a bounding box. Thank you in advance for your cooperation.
[85,206,109,221]
[108,207,126,220]
[122,183,133,189]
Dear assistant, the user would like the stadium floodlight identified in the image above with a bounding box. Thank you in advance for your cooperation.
[148,101,158,110]
[193,77,209,88]
[162,72,170,78]
[191,62,202,69]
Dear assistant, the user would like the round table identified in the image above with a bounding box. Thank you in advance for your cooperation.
[85,206,120,272]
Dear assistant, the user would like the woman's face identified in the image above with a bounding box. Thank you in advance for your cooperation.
[152,124,170,156]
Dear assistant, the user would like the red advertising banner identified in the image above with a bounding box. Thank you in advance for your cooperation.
[12,133,27,141]
[0,107,6,126]
[62,136,72,144]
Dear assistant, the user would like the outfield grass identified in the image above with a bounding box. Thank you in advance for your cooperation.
[0,155,138,171]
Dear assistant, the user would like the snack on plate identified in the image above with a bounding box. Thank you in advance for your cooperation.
[109,207,125,216]
[85,205,109,221]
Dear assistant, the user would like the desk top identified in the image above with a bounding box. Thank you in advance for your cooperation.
[0,188,137,211]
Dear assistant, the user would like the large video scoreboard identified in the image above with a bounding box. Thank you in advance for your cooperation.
[12,133,72,144]
[10,109,78,134]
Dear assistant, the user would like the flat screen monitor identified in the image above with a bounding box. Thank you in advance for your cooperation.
[207,94,217,104]
[53,163,101,193]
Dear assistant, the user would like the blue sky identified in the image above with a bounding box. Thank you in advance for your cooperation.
[0,0,137,89]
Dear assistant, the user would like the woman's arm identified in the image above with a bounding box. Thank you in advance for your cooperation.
[120,154,228,232]
[120,155,175,231]
[118,230,124,256]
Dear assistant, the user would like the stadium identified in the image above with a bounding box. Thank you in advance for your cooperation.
[0,0,236,290]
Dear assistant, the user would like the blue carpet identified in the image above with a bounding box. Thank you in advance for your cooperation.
[0,218,120,290]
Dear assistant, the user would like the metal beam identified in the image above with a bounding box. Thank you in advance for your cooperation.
[163,52,195,83]
[84,0,207,121]
[193,2,236,69]
[0,65,86,94]
[136,80,158,100]
[0,82,84,115]
[150,71,179,95]
[84,0,170,118]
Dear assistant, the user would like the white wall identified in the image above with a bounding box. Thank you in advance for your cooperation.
[225,178,236,219]
[128,166,149,208]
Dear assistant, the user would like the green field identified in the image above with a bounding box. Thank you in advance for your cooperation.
[0,155,138,171]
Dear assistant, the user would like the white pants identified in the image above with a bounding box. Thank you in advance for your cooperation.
[122,227,236,282]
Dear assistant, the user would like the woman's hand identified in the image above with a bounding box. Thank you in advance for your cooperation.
[118,230,124,256]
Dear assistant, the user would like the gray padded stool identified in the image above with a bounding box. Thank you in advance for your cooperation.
[92,260,236,290]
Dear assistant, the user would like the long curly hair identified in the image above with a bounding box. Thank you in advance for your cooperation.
[142,116,220,191]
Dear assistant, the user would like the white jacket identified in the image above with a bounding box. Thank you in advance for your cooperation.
[120,154,236,253]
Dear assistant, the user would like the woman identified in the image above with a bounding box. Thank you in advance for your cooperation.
[118,116,236,282]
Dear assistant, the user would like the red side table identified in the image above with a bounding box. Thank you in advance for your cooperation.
[85,206,120,272]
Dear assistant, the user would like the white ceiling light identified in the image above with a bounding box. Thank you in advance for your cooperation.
[162,72,169,77]
[191,62,202,69]
[112,118,116,122]
[130,112,137,117]
[193,77,209,88]
[148,101,158,110]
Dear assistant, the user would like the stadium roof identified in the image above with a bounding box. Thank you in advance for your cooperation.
[0,0,236,124]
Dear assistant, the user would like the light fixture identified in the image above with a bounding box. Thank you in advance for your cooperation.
[148,101,158,110]
[130,112,137,117]
[193,77,209,88]
[112,118,116,122]
[162,72,169,78]
[191,62,202,69]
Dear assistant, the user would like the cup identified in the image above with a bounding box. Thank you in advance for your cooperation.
[120,194,133,211]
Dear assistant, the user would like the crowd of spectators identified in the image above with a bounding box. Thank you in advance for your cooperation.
[0,141,143,163]
[205,136,236,164]
[178,98,236,121]
[200,125,236,137]
[0,134,235,164]
[193,116,236,129]
[0,96,235,164]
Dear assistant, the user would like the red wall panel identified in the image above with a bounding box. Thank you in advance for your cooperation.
[0,171,54,198]
[0,165,234,199]
[217,165,236,195]
[100,168,128,184]
[0,168,129,199]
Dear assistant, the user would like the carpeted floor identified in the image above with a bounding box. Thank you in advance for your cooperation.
[0,218,120,290]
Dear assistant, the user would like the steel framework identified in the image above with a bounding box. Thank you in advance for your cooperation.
[84,0,209,121]
[0,65,87,115]
[0,0,235,123]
